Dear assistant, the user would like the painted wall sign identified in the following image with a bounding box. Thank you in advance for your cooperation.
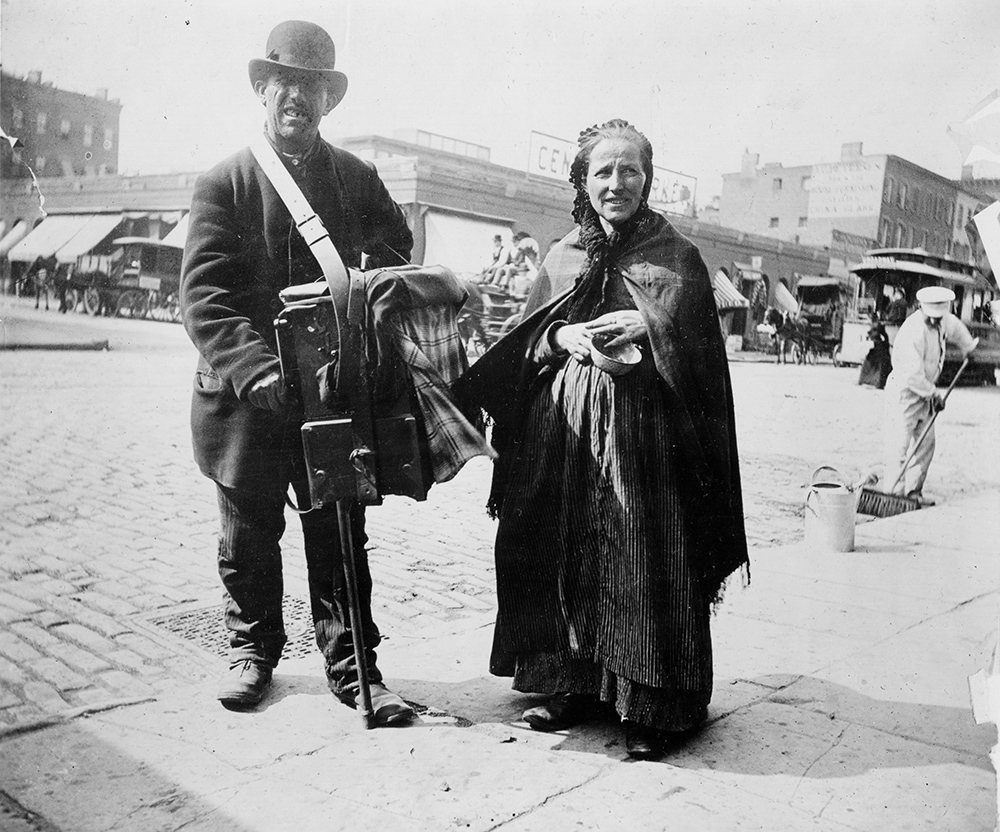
[527,131,696,216]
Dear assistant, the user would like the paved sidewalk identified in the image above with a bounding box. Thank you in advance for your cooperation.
[1,490,996,832]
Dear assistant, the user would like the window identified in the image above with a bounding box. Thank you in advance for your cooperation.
[894,224,904,247]
[36,112,47,134]
[768,217,779,228]
[879,219,891,244]
[83,125,93,147]
[60,119,70,138]
[104,128,114,149]
[36,156,46,172]
[772,178,783,191]
[798,216,807,227]
[957,205,965,229]
[883,177,894,203]
[897,183,907,210]
[800,175,811,189]
[12,108,23,129]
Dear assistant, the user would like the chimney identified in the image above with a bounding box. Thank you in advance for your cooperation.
[741,149,759,178]
[95,88,108,100]
[841,141,863,160]
[27,70,42,84]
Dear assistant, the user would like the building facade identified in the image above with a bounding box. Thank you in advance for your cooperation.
[1,70,122,179]
[719,142,981,265]
[3,128,834,352]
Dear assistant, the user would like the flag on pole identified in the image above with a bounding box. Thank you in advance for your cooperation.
[948,90,1000,168]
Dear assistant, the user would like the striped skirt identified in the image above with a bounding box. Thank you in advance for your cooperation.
[490,352,712,732]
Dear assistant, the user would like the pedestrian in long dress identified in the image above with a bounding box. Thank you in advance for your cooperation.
[457,119,748,759]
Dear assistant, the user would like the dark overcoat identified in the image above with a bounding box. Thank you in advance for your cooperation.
[180,138,413,495]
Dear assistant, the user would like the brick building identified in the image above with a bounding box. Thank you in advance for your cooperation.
[718,142,984,265]
[0,70,122,179]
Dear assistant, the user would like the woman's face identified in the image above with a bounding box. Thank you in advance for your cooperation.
[586,138,647,231]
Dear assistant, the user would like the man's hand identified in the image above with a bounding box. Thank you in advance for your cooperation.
[247,371,288,411]
[585,310,646,351]
[930,392,946,413]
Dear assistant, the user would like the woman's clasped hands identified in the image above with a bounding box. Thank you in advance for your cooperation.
[552,310,646,364]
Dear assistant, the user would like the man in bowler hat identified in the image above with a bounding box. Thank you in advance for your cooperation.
[180,20,415,723]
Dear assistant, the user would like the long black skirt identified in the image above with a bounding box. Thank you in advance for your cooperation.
[490,352,712,732]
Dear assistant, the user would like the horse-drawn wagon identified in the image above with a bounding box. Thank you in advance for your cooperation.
[75,237,183,321]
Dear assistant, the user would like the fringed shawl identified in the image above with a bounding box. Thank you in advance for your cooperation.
[455,212,749,599]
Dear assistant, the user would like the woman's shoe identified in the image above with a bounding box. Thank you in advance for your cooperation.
[522,692,594,732]
[624,722,664,760]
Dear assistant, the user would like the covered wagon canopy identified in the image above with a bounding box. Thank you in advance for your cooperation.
[850,247,994,293]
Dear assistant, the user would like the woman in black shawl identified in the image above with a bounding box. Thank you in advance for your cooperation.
[457,119,748,759]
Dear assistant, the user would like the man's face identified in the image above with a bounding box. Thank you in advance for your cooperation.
[256,69,333,153]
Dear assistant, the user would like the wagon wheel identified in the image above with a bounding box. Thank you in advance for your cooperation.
[116,289,150,319]
[831,344,842,367]
[145,290,163,321]
[498,313,522,338]
[63,287,79,313]
[164,292,182,323]
[458,312,490,359]
[83,286,103,316]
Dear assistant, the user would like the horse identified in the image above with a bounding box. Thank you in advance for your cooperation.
[31,266,52,311]
[763,307,798,363]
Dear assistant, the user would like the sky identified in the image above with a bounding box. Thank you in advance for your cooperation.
[2,0,999,204]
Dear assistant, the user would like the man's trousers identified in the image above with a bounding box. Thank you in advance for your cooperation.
[882,389,936,496]
[215,480,383,698]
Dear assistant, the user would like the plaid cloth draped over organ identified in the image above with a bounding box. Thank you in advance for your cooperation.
[366,266,496,483]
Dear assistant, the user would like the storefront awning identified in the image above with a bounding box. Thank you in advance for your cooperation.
[713,271,750,310]
[7,215,93,263]
[160,214,188,248]
[422,210,512,277]
[0,220,30,257]
[53,214,126,264]
[774,281,798,315]
[733,261,763,280]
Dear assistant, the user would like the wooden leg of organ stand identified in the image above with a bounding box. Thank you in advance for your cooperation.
[336,499,374,729]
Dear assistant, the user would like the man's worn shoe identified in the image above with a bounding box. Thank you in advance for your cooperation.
[339,683,415,727]
[522,692,595,733]
[624,722,664,761]
[217,659,272,709]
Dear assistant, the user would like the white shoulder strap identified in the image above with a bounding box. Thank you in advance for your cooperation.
[250,134,349,298]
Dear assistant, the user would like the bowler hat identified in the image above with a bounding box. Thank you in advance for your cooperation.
[916,285,954,318]
[248,20,348,106]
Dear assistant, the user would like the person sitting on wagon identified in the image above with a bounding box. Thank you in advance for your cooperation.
[881,286,978,505]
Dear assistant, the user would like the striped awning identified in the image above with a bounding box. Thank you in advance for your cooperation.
[7,215,92,263]
[0,220,29,257]
[54,214,126,264]
[713,271,750,310]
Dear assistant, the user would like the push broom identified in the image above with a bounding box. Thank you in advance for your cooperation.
[857,354,972,518]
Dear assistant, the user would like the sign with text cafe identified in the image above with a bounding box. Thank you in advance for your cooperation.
[527,131,697,217]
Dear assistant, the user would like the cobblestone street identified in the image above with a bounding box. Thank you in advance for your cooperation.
[2,298,999,730]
